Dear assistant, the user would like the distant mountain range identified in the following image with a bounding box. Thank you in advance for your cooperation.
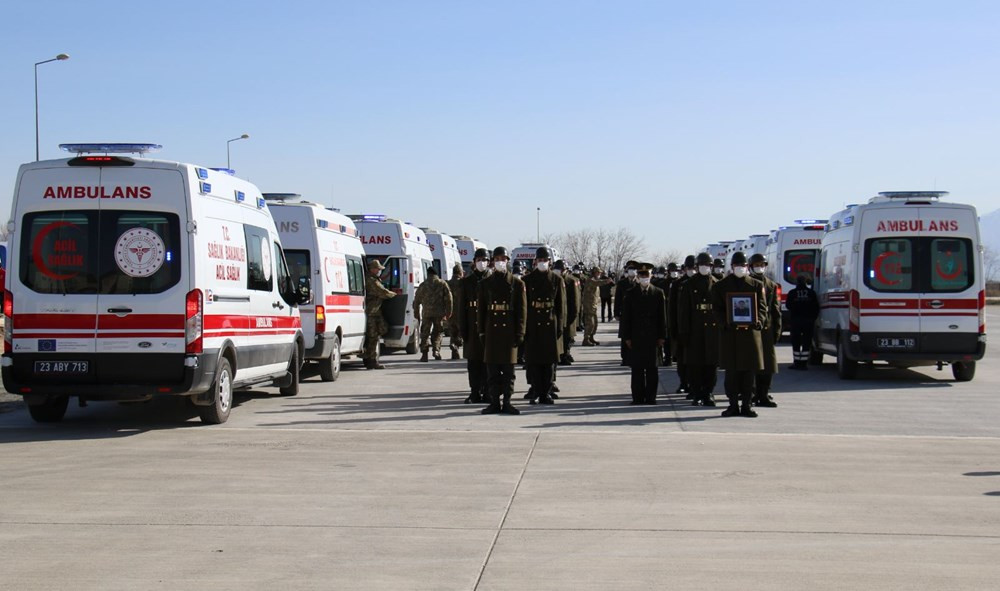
[982,208,1000,253]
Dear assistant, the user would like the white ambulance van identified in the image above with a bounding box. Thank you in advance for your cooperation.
[743,234,770,258]
[422,229,462,280]
[267,195,366,381]
[2,144,306,424]
[813,192,985,381]
[349,214,433,354]
[764,220,827,329]
[511,243,560,271]
[454,235,488,274]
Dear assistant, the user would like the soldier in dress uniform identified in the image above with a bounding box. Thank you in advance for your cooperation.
[413,266,453,362]
[621,263,667,404]
[712,258,726,280]
[711,252,768,417]
[660,262,681,367]
[363,259,396,370]
[678,253,720,406]
[580,267,602,346]
[447,263,465,360]
[522,247,566,405]
[456,248,491,404]
[555,260,580,366]
[512,259,526,365]
[477,246,527,415]
[614,261,638,366]
[668,255,696,393]
[749,253,781,408]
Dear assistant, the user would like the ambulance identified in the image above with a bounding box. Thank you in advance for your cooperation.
[267,195,366,381]
[422,228,462,280]
[511,242,559,271]
[349,214,433,354]
[3,144,306,424]
[813,192,986,381]
[763,220,827,329]
[453,235,488,274]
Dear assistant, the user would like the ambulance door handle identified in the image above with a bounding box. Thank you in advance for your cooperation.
[929,300,943,309]
[107,307,133,315]
[272,301,285,310]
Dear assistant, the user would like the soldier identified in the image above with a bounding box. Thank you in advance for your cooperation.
[786,274,819,370]
[621,263,667,404]
[712,258,726,280]
[456,248,491,403]
[555,260,580,366]
[574,264,586,333]
[668,255,696,393]
[711,252,768,417]
[446,263,465,360]
[512,259,527,365]
[599,273,615,322]
[614,261,638,366]
[413,267,453,362]
[522,247,566,405]
[660,262,681,367]
[477,246,527,415]
[750,253,781,407]
[677,253,720,406]
[580,267,602,346]
[363,259,396,370]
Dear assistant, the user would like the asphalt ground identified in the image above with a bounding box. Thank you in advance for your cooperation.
[1,309,998,590]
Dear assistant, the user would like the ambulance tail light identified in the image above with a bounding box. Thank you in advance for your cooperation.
[979,289,986,334]
[775,284,783,307]
[315,305,326,335]
[185,289,203,355]
[849,289,860,333]
[3,289,12,354]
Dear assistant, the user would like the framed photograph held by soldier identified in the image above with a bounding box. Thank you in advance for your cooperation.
[728,292,757,325]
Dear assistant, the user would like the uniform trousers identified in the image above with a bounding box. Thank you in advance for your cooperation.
[525,363,554,393]
[486,363,516,397]
[631,360,659,403]
[467,359,487,397]
[724,370,755,409]
[790,319,814,364]
[419,316,445,353]
[688,364,717,397]
[601,298,613,322]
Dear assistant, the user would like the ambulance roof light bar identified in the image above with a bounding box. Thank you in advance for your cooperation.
[60,143,162,155]
[877,191,948,199]
[261,193,303,202]
[793,219,828,225]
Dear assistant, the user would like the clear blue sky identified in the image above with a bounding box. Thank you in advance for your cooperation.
[2,0,998,258]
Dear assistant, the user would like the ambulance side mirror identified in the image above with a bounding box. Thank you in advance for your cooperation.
[296,276,312,305]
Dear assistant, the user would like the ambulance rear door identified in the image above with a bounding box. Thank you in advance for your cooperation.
[858,208,921,353]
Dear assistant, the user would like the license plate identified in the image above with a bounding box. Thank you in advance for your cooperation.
[876,338,916,350]
[34,360,89,375]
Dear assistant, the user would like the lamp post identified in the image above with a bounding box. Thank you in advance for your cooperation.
[536,207,540,242]
[35,53,70,161]
[227,134,250,169]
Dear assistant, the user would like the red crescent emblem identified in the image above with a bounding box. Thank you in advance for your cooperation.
[935,255,962,281]
[873,251,901,286]
[32,221,80,280]
[787,254,806,279]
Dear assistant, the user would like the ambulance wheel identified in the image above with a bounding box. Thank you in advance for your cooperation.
[27,396,69,423]
[199,357,233,424]
[280,349,300,396]
[809,349,824,365]
[836,339,858,380]
[952,361,976,382]
[405,330,418,355]
[319,335,341,382]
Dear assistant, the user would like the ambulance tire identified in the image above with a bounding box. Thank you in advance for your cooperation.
[836,337,858,380]
[199,357,233,425]
[405,327,418,355]
[27,395,69,423]
[319,335,341,382]
[952,361,976,382]
[279,348,300,397]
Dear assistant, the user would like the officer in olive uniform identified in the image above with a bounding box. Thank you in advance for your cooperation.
[456,248,491,404]
[711,252,768,417]
[413,266,453,362]
[447,263,465,360]
[678,253,720,406]
[522,247,567,405]
[668,255,696,393]
[363,259,397,370]
[477,246,527,415]
[614,261,638,366]
[749,253,781,407]
[621,263,667,404]
[712,258,726,280]
[580,267,603,346]
[557,260,580,365]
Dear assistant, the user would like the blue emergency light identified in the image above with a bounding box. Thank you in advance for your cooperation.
[196,168,210,179]
[257,198,266,209]
[60,143,162,154]
[200,182,212,194]
[211,168,236,176]
[235,191,246,203]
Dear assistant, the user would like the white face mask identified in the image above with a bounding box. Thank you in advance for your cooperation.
[713,267,724,275]
[535,261,549,272]
[475,260,488,272]
[685,269,695,278]
[752,266,766,275]
[493,261,508,273]
[638,277,651,286]
[669,271,680,279]
[698,265,711,276]
[732,266,748,278]
[627,269,637,278]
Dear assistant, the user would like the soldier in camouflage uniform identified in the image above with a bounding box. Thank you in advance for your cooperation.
[446,263,465,360]
[363,259,396,370]
[413,266,453,362]
[580,267,602,346]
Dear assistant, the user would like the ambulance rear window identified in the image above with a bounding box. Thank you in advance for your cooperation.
[929,238,973,292]
[20,211,99,294]
[285,250,310,292]
[782,249,817,284]
[366,255,402,291]
[100,212,181,294]
[865,238,913,292]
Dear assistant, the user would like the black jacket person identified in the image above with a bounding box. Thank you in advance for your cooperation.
[476,246,527,415]
[620,263,667,405]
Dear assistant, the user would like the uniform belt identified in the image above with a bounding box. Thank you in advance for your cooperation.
[531,302,554,309]
[490,304,510,311]
[467,301,478,308]
[696,303,712,311]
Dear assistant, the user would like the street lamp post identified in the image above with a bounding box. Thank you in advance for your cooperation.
[536,207,540,242]
[227,134,250,169]
[35,53,70,161]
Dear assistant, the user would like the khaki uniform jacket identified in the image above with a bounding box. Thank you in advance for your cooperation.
[677,273,719,365]
[711,274,767,371]
[365,274,396,334]
[413,275,453,320]
[523,270,567,364]
[563,274,581,339]
[447,275,464,329]
[476,270,527,364]
[620,284,667,366]
[753,273,783,374]
[580,277,601,312]
[456,269,489,361]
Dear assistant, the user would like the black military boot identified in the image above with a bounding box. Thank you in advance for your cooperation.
[721,404,740,417]
[482,387,501,414]
[420,351,429,362]
[464,389,482,404]
[524,387,537,402]
[451,347,461,360]
[701,393,717,407]
[501,389,521,415]
[559,354,572,366]
[741,405,758,418]
[433,351,443,361]
[538,388,555,405]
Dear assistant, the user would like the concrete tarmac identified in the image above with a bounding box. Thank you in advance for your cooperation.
[1,310,999,590]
